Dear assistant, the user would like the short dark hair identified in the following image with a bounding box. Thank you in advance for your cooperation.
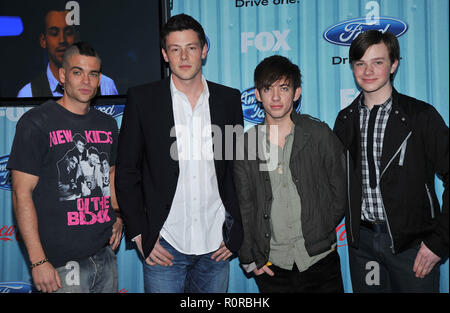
[254,55,301,92]
[62,41,102,70]
[42,9,73,34]
[349,30,400,65]
[160,14,207,51]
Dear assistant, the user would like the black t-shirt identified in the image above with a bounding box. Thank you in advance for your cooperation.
[7,100,119,268]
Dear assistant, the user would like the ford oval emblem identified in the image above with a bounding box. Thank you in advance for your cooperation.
[323,17,408,46]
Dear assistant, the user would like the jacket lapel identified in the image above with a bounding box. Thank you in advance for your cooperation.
[157,77,178,171]
[290,114,311,160]
[379,90,411,173]
[207,81,226,169]
[208,81,224,130]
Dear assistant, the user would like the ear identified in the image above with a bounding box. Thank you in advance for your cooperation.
[254,88,262,102]
[59,67,66,84]
[201,43,208,60]
[161,48,169,63]
[293,87,301,102]
[39,33,46,49]
[390,59,399,74]
[97,73,102,88]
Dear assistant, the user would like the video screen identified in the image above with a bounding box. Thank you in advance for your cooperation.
[0,0,164,98]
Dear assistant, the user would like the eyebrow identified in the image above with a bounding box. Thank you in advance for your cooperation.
[47,26,61,32]
[357,57,387,62]
[70,66,100,73]
[168,42,200,48]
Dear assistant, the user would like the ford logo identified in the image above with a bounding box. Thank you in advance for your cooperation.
[323,17,408,46]
[0,282,35,293]
[241,87,301,125]
[94,104,125,119]
[0,155,11,191]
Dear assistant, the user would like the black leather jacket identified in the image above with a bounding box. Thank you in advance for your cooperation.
[333,89,449,258]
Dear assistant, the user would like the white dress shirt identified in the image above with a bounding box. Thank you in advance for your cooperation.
[159,75,225,255]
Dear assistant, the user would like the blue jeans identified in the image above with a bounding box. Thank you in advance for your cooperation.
[143,237,229,293]
[349,225,440,292]
[54,246,118,293]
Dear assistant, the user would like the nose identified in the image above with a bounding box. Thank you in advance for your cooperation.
[271,88,280,101]
[57,30,66,44]
[180,47,188,60]
[364,64,374,75]
[81,73,90,85]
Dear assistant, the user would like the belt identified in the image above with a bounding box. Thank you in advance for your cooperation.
[360,220,388,233]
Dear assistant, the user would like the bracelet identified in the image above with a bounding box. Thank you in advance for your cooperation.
[30,258,49,268]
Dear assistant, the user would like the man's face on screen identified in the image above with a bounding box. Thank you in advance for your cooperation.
[161,29,207,84]
[40,11,78,68]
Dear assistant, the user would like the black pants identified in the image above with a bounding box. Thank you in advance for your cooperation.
[254,251,344,293]
[348,225,440,293]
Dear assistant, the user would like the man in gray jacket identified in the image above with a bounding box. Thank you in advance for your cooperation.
[234,55,346,292]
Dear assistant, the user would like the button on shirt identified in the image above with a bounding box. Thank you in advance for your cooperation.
[160,75,225,255]
[359,96,392,222]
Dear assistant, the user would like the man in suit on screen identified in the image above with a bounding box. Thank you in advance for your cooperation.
[17,8,117,97]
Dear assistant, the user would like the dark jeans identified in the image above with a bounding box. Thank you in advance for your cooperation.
[348,225,440,293]
[254,250,344,293]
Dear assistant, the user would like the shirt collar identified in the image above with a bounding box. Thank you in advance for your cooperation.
[46,63,62,95]
[262,121,295,146]
[169,74,210,101]
[359,94,393,113]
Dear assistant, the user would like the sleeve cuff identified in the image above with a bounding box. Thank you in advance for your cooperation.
[241,262,257,273]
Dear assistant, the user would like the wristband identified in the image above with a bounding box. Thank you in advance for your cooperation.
[30,258,49,268]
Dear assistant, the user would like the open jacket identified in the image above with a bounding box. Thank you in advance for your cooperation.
[115,77,244,259]
[333,89,449,258]
[234,112,346,270]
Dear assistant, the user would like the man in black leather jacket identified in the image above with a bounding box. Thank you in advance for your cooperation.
[333,30,448,292]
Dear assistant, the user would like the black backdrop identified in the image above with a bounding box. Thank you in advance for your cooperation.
[0,0,169,99]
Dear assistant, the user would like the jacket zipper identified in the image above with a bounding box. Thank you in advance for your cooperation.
[425,183,435,219]
[346,150,355,244]
[378,131,412,254]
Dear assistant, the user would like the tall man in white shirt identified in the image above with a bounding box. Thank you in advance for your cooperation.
[115,14,244,293]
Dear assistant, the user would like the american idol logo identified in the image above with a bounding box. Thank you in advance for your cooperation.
[94,104,125,119]
[0,282,34,293]
[0,155,12,191]
[241,87,302,125]
[323,17,408,46]
[241,87,265,125]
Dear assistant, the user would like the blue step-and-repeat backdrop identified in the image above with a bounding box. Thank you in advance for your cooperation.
[0,0,448,293]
